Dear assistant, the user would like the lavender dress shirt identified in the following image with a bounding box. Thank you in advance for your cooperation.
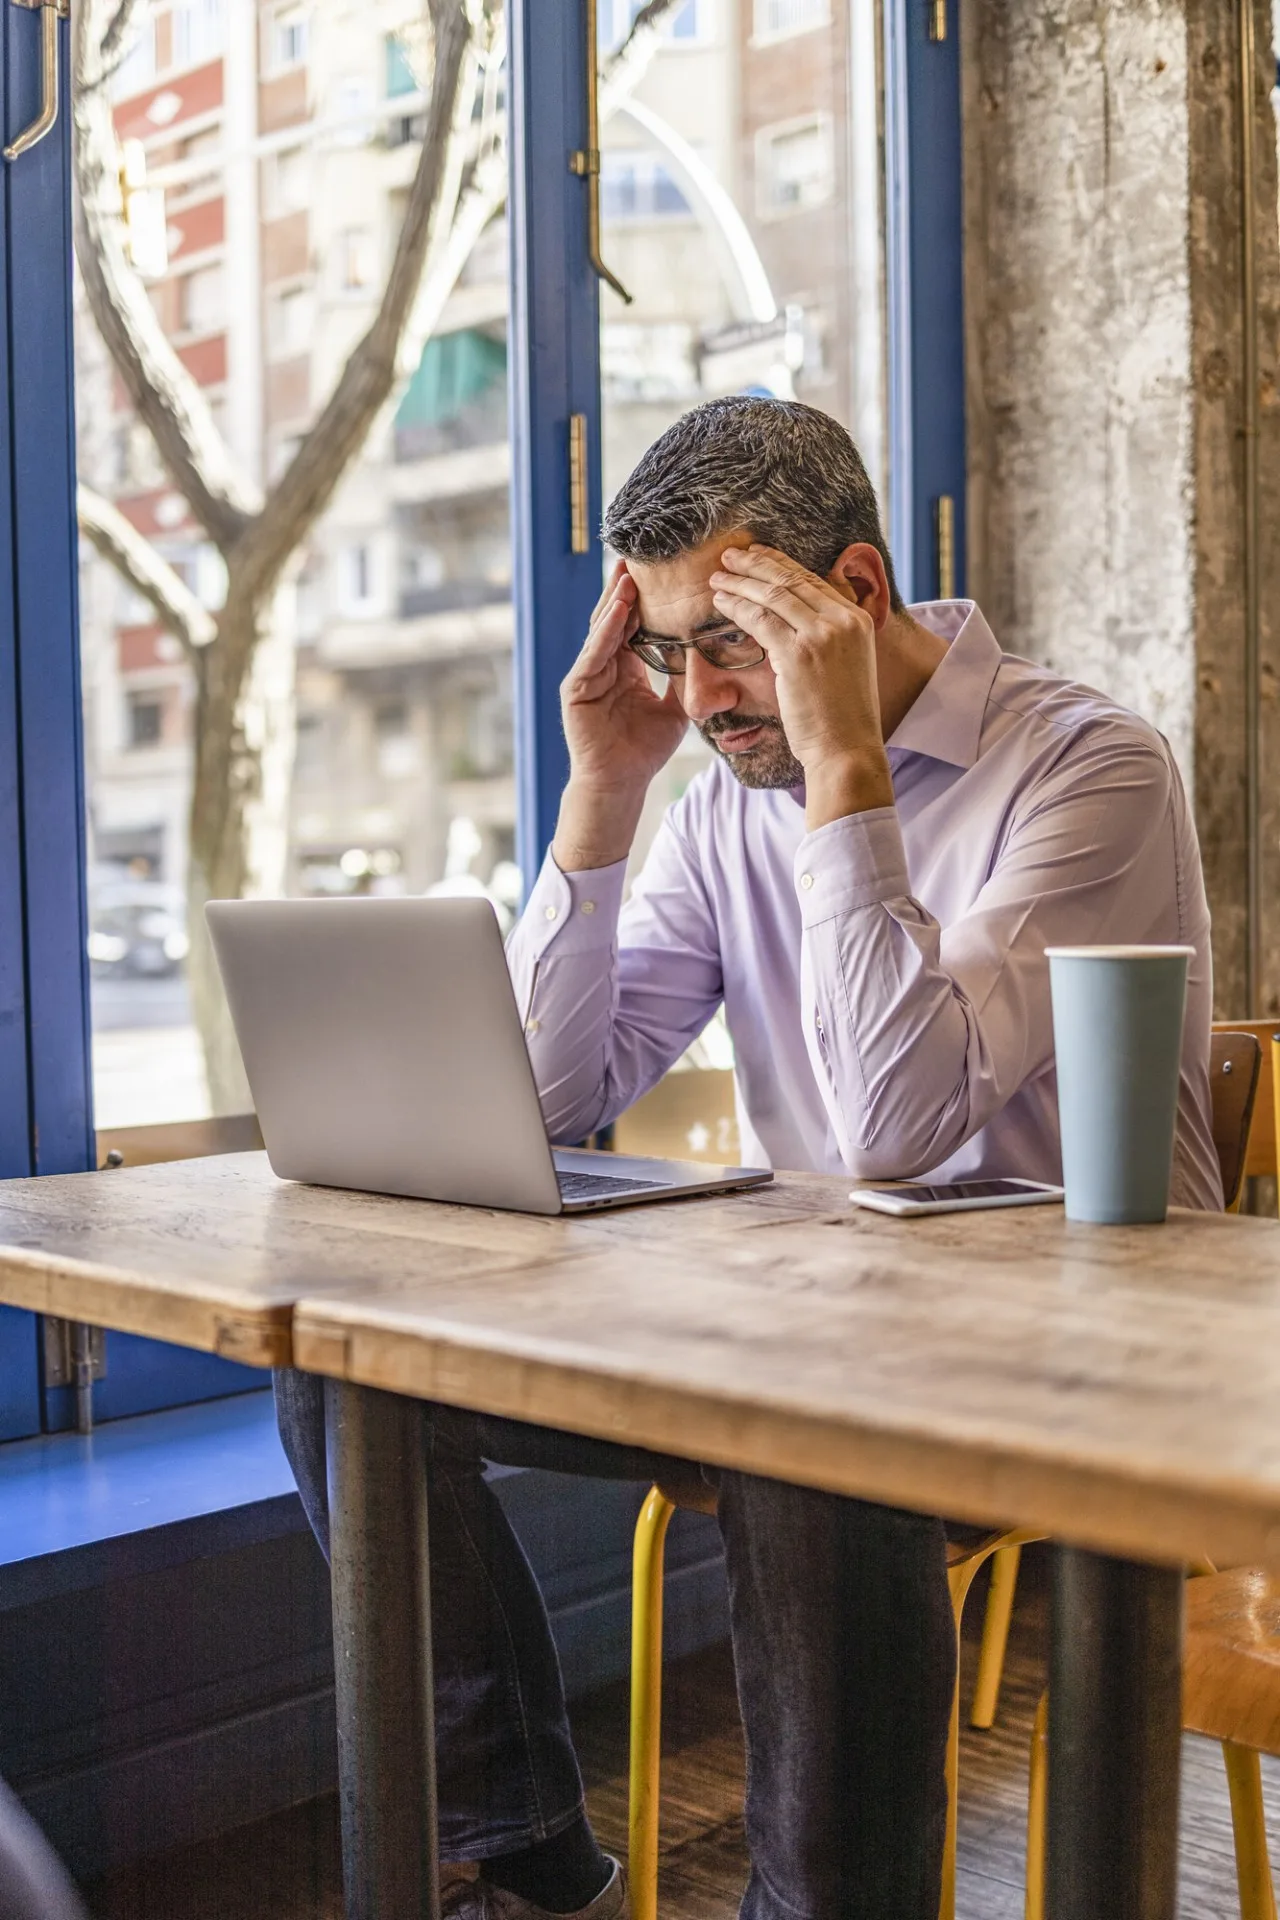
[507,599,1222,1209]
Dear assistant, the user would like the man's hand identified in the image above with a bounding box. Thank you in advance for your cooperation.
[709,545,894,829]
[552,563,688,872]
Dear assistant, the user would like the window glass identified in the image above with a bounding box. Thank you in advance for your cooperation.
[76,6,513,1128]
[385,31,418,100]
[598,0,886,1068]
[752,0,831,41]
[267,4,309,74]
[756,114,834,217]
[178,264,225,336]
[172,0,225,71]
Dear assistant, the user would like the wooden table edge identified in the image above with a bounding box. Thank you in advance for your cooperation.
[292,1306,1280,1573]
[0,1243,293,1369]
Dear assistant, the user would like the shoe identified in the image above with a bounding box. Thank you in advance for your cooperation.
[441,1856,626,1920]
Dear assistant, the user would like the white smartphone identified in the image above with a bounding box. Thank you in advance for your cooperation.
[848,1177,1065,1218]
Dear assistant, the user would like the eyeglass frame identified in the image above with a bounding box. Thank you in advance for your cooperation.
[627,631,768,676]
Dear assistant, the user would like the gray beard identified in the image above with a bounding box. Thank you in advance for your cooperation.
[698,716,805,790]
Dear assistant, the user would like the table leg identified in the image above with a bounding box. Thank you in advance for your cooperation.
[326,1379,440,1920]
[1048,1546,1184,1920]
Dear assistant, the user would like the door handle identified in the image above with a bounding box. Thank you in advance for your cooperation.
[5,0,69,164]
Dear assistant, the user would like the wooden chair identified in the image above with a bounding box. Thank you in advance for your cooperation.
[1210,1021,1277,1205]
[1024,1029,1278,1920]
[627,1473,1034,1920]
[968,1025,1267,1742]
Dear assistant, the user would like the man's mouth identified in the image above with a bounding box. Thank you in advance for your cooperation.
[714,724,766,753]
[701,715,781,755]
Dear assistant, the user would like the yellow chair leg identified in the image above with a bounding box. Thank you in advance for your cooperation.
[629,1488,675,1920]
[970,1544,1022,1730]
[1222,1740,1278,1920]
[1025,1691,1048,1920]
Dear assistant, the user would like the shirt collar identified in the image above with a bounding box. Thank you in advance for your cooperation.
[885,600,1003,771]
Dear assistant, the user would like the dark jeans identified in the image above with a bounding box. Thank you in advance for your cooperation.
[275,1371,954,1920]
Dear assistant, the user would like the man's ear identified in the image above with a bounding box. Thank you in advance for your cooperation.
[828,544,892,626]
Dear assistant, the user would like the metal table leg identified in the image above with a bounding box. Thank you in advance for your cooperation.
[326,1379,440,1920]
[1048,1546,1184,1920]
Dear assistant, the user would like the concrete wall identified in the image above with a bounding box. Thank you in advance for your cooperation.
[963,0,1280,1014]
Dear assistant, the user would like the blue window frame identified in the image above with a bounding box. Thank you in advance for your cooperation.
[884,0,966,602]
[0,0,89,1439]
[509,0,604,877]
[0,0,966,1436]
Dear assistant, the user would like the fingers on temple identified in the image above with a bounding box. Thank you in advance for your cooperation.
[711,586,796,647]
[589,559,634,626]
[716,548,832,618]
[572,597,633,685]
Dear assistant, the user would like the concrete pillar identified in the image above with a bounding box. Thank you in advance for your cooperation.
[963,0,1280,1015]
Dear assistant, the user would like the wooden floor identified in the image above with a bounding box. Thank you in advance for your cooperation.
[87,1551,1280,1918]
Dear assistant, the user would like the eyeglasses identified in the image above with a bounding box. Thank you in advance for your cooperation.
[628,631,767,676]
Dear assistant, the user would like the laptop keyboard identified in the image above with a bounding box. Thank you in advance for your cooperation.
[557,1169,668,1202]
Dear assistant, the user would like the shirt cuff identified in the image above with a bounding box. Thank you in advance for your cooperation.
[793,807,912,925]
[520,848,628,955]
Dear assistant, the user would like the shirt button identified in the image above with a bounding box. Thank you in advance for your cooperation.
[525,1019,541,1035]
[580,900,596,915]
[544,905,558,921]
[799,873,815,891]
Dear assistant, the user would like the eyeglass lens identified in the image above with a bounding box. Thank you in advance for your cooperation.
[631,633,766,675]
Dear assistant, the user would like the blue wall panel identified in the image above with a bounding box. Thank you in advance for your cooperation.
[42,1336,265,1434]
[509,0,605,886]
[0,1309,39,1444]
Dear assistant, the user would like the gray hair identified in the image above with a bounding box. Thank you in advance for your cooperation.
[602,395,902,611]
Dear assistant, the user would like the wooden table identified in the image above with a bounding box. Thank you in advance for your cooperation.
[4,1155,1280,1920]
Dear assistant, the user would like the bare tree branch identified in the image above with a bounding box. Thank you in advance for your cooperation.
[600,0,685,113]
[72,0,262,551]
[96,0,149,84]
[78,483,217,652]
[224,0,485,620]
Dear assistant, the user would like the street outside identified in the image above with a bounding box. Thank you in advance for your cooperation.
[90,975,209,1130]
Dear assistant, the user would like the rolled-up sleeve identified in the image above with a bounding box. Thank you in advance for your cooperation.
[506,812,723,1143]
[798,737,1187,1178]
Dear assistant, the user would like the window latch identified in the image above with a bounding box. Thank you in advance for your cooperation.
[569,0,633,305]
[4,0,70,164]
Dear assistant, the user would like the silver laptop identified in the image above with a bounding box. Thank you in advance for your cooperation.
[205,897,773,1215]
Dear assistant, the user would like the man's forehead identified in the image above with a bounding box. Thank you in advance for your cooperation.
[627,530,751,636]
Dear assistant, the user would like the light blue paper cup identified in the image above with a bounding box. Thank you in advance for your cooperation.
[1047,945,1193,1225]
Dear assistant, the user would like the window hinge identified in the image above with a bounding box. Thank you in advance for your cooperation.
[569,413,590,555]
[928,0,947,42]
[934,493,956,599]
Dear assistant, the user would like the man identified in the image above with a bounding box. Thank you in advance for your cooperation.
[276,397,1219,1920]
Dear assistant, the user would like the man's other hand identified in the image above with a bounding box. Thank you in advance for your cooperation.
[552,563,687,872]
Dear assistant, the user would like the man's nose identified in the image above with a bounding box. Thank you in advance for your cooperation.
[679,649,739,723]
